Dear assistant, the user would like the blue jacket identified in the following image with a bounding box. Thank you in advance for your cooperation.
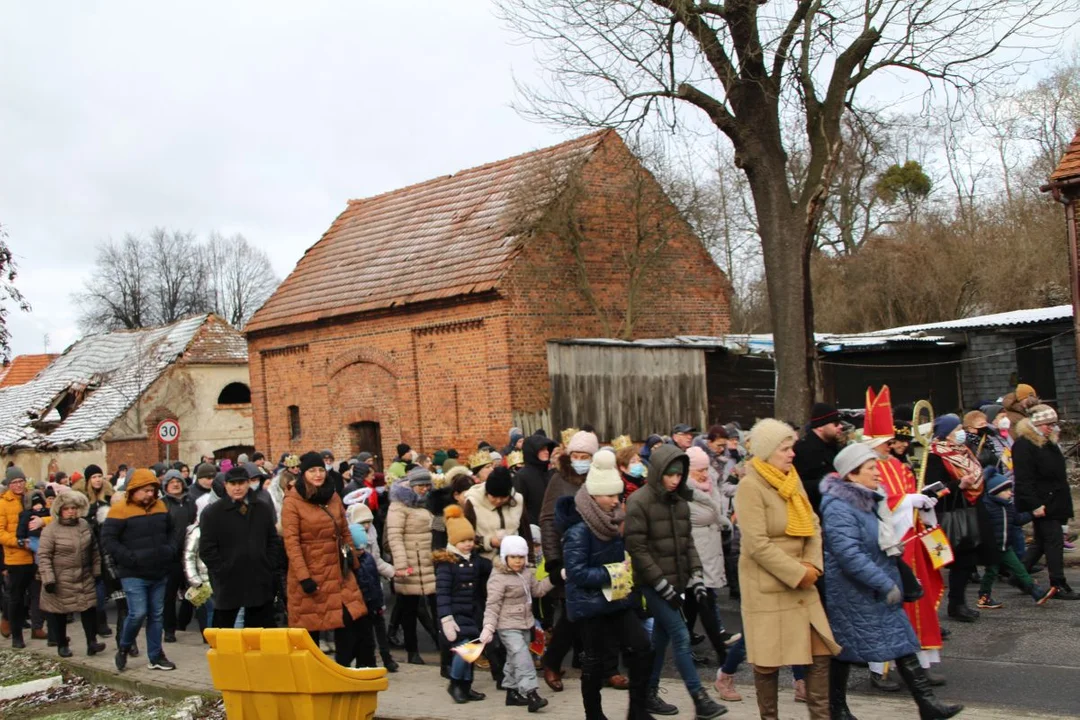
[981,491,1032,553]
[820,475,919,663]
[353,550,385,611]
[434,548,492,641]
[557,495,633,622]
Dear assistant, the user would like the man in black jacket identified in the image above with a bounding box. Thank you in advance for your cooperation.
[199,467,281,628]
[101,469,177,672]
[512,433,556,528]
[793,403,843,514]
[1014,405,1077,600]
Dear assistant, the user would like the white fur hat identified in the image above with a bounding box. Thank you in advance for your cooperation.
[500,534,529,560]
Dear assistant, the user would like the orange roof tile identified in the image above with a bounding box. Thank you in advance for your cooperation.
[181,315,248,364]
[245,131,611,333]
[0,354,57,388]
[1050,129,1080,182]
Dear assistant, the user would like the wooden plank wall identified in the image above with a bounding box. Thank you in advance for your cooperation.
[547,343,707,441]
[705,352,775,428]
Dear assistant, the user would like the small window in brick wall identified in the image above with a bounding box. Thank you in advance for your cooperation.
[288,405,301,441]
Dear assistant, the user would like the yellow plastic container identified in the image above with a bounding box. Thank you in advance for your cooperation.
[205,628,389,720]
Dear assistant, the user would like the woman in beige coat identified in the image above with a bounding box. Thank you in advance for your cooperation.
[37,491,107,658]
[385,468,438,664]
[734,419,839,720]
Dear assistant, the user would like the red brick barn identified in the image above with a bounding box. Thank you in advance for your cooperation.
[245,131,731,465]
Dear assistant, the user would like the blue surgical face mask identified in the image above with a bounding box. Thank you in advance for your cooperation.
[953,429,967,445]
[628,462,646,478]
[571,459,592,475]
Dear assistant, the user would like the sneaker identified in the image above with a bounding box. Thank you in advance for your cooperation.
[1052,583,1080,600]
[717,630,742,647]
[690,632,706,646]
[1063,540,1077,552]
[148,655,177,671]
[163,632,177,643]
[1032,584,1057,605]
[645,687,679,716]
[714,671,742,702]
[115,647,128,672]
[977,594,1003,609]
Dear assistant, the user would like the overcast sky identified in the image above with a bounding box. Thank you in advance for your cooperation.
[2,2,1076,357]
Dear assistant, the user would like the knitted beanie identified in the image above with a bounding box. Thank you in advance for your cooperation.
[298,451,324,476]
[349,523,369,550]
[500,534,529,561]
[566,430,600,456]
[585,449,623,496]
[1029,404,1058,426]
[834,443,878,479]
[1015,383,1036,401]
[485,466,513,498]
[347,502,374,525]
[747,418,797,459]
[932,414,962,440]
[444,505,475,546]
[3,466,25,487]
[406,467,433,487]
[396,443,412,459]
[84,464,104,480]
[686,446,710,472]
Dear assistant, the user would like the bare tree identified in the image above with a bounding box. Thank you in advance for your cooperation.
[0,224,31,361]
[201,232,280,329]
[75,234,153,332]
[147,228,208,325]
[498,0,1073,419]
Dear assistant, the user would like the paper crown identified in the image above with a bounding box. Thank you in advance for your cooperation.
[893,421,914,440]
[506,451,524,467]
[864,386,894,439]
[610,435,633,451]
[283,454,300,469]
[560,427,580,447]
[467,449,493,470]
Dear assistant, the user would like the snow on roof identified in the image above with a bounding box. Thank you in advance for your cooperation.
[0,314,242,452]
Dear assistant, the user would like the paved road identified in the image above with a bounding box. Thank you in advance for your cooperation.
[702,565,1080,718]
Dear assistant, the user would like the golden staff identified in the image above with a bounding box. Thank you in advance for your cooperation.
[912,400,934,491]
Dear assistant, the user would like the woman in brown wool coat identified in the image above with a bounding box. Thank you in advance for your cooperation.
[37,491,107,658]
[282,452,367,667]
[734,419,840,720]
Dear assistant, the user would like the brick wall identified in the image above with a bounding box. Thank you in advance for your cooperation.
[106,437,162,471]
[247,134,732,459]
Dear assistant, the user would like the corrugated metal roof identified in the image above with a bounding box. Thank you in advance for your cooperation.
[0,354,58,388]
[1050,129,1080,182]
[861,305,1073,336]
[246,131,612,333]
[0,314,246,451]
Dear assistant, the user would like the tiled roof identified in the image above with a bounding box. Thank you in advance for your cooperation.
[1050,129,1080,182]
[0,354,58,388]
[0,314,245,451]
[182,315,249,364]
[245,131,612,333]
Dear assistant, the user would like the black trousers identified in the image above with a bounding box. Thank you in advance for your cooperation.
[5,565,35,641]
[213,603,276,630]
[580,609,652,720]
[46,609,97,648]
[684,588,728,661]
[310,607,360,667]
[542,598,577,672]
[337,614,377,668]
[948,547,977,607]
[396,594,437,653]
[1025,517,1066,585]
[163,564,194,633]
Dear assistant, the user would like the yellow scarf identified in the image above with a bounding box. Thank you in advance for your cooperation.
[751,457,815,537]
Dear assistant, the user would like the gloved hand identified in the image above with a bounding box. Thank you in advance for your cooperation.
[479,626,494,644]
[442,616,460,643]
[885,585,903,605]
[655,579,682,610]
[910,494,938,510]
[44,582,57,594]
[300,578,318,595]
[547,560,564,587]
[687,573,709,603]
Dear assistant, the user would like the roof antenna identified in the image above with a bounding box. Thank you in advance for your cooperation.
[43,333,50,354]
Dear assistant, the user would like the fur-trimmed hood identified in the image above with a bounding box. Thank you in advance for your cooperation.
[389,480,424,507]
[1014,418,1048,447]
[50,489,89,518]
[820,473,881,513]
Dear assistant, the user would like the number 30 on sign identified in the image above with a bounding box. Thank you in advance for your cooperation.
[156,419,181,444]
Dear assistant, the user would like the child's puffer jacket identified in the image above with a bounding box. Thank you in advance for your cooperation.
[557,495,633,622]
[434,548,492,640]
[354,550,386,611]
[483,558,553,631]
[981,490,1032,552]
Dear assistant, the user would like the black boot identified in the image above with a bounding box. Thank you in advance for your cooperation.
[894,655,963,720]
[57,645,73,658]
[525,689,548,713]
[87,641,107,656]
[381,651,399,672]
[448,680,469,704]
[506,689,530,706]
[462,680,486,701]
[946,604,978,622]
[407,651,425,665]
[581,673,607,720]
[690,688,727,719]
[387,626,404,649]
[830,660,859,720]
[626,650,659,720]
[869,669,901,692]
[644,687,678,716]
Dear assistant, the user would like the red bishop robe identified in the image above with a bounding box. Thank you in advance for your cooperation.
[877,456,944,652]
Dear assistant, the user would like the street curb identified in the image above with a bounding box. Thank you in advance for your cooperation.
[55,658,220,704]
[0,675,63,701]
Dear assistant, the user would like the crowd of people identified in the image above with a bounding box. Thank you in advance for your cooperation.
[0,379,1073,720]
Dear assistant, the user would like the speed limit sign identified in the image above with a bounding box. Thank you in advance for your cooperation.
[156,419,180,445]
